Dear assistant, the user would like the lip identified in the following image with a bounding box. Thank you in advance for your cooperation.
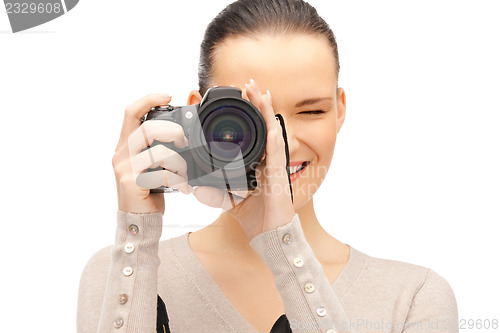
[289,161,310,183]
[289,160,308,167]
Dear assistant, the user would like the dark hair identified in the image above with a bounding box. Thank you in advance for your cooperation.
[198,0,340,95]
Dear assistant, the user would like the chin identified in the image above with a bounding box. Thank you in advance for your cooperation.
[290,167,326,211]
[291,182,321,211]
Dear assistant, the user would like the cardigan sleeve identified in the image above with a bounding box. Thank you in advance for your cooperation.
[249,214,348,333]
[249,214,459,333]
[77,211,163,333]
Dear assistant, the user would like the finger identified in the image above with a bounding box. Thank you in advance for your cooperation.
[192,186,245,210]
[262,114,291,203]
[266,127,289,186]
[116,93,172,151]
[136,169,192,195]
[241,87,250,102]
[244,78,264,111]
[246,81,280,134]
[260,90,280,132]
[128,120,187,156]
[130,144,188,178]
[261,124,295,231]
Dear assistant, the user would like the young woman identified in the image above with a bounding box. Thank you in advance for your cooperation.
[77,1,458,332]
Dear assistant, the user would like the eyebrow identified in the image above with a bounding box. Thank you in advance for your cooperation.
[295,97,333,108]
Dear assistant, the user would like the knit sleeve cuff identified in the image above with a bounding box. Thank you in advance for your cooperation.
[249,214,301,268]
[115,210,163,250]
[249,214,345,333]
[96,211,163,333]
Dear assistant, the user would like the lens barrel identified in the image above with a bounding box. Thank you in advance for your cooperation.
[190,95,267,175]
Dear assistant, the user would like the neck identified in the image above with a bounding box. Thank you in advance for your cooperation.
[209,198,337,263]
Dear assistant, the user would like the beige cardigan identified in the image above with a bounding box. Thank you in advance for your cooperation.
[77,211,458,333]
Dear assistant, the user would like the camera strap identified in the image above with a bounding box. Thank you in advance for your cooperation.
[275,113,293,204]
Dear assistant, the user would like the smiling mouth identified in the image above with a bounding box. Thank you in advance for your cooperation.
[289,161,310,174]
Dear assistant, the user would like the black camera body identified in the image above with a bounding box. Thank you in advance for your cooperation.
[142,87,267,193]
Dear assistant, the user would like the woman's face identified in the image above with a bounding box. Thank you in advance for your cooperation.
[193,33,346,211]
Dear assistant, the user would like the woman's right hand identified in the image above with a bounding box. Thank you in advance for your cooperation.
[112,93,193,215]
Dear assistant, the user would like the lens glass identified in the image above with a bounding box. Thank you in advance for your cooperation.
[202,106,256,162]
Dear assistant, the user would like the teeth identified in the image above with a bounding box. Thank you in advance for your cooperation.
[290,162,308,174]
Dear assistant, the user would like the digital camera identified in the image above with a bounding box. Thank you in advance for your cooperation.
[142,87,267,193]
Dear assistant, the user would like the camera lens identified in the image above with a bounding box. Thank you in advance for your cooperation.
[202,106,257,162]
[220,128,235,142]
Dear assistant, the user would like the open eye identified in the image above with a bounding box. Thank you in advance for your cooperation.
[299,110,325,115]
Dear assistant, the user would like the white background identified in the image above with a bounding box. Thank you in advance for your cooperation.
[1,0,499,331]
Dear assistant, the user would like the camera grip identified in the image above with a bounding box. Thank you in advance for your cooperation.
[144,140,184,193]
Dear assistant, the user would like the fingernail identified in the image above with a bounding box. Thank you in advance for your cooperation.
[161,93,171,100]
[267,90,272,105]
[184,136,188,146]
[188,185,194,193]
[250,78,256,87]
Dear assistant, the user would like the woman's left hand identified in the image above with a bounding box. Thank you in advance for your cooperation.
[192,79,295,241]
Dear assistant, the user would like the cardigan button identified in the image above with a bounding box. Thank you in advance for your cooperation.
[122,266,134,276]
[282,233,292,244]
[118,293,128,305]
[304,282,315,293]
[316,306,327,317]
[113,317,124,328]
[293,257,304,267]
[128,224,139,235]
[124,243,135,254]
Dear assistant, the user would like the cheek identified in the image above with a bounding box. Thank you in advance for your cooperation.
[320,134,337,166]
[294,122,337,192]
[308,121,337,165]
[309,124,337,184]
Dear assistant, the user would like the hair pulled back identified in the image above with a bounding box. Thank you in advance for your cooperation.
[198,0,340,95]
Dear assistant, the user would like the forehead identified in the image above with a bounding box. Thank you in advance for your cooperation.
[211,33,337,97]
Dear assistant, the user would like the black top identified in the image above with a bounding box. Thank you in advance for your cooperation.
[157,295,292,333]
